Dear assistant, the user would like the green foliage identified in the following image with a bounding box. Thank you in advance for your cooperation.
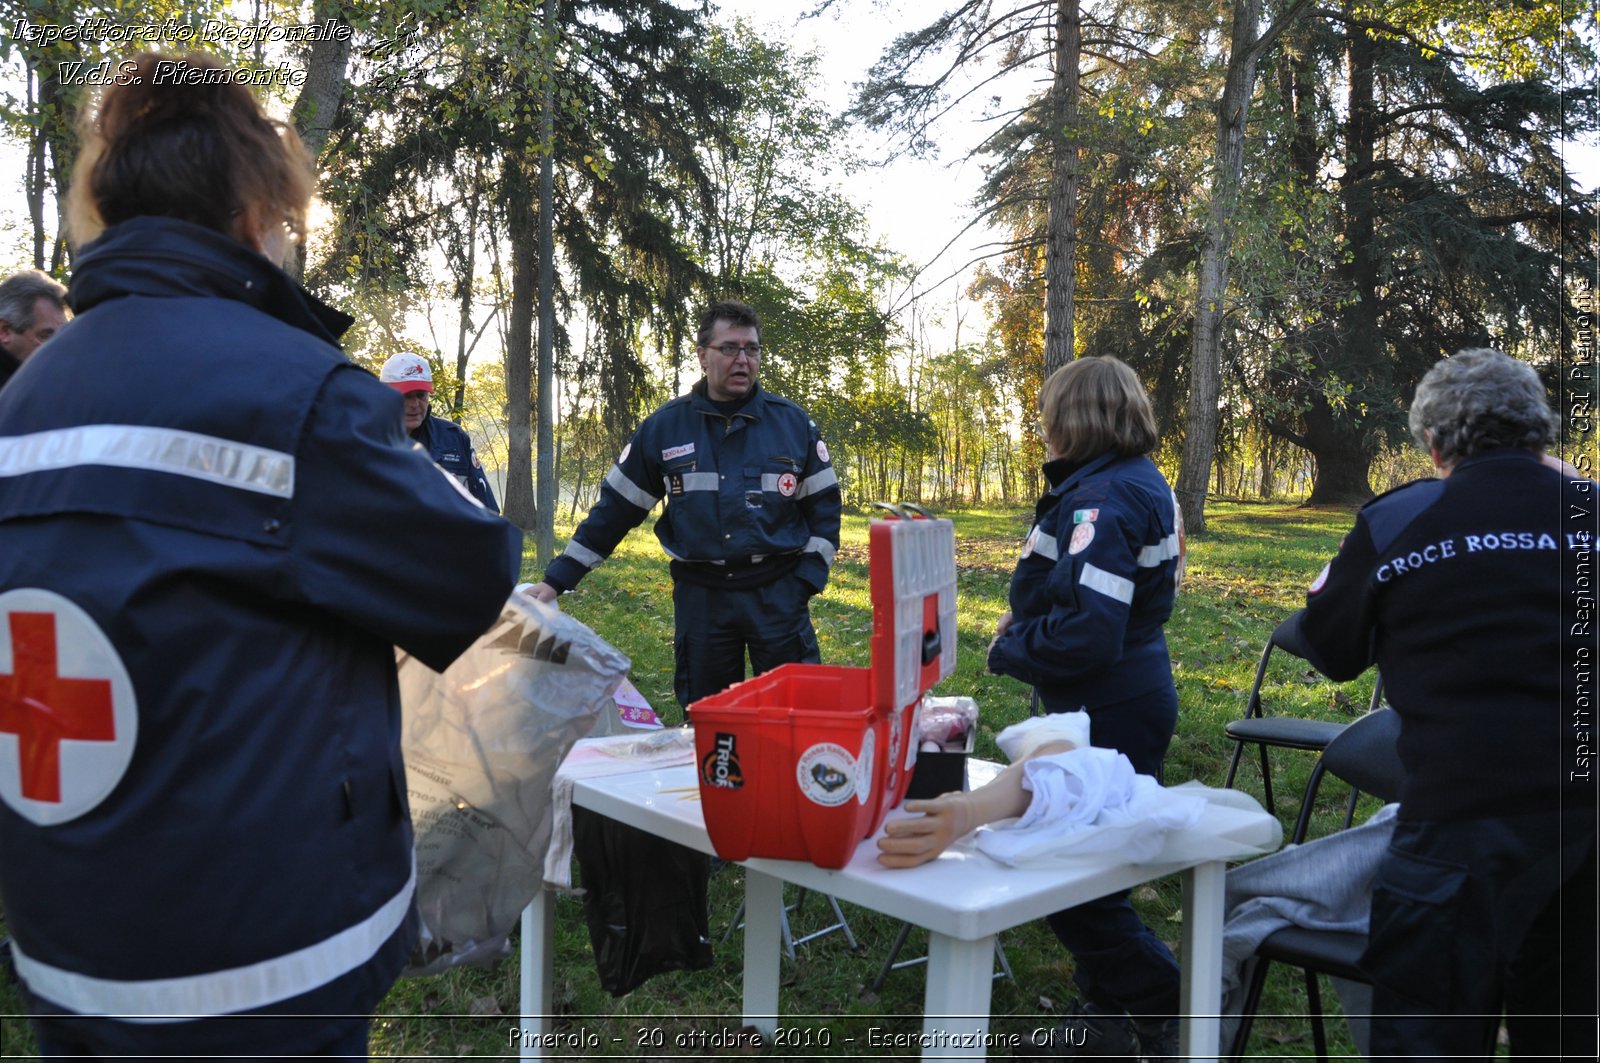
[1230,2,1598,502]
[308,0,746,437]
[951,0,1595,508]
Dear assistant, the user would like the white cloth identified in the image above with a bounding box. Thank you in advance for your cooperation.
[973,746,1207,865]
[994,711,1092,761]
[542,729,698,890]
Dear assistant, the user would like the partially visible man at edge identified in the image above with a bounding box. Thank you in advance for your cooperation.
[0,271,69,390]
[526,299,841,716]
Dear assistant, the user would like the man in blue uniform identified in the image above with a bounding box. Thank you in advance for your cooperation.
[528,300,841,713]
[379,351,500,512]
[0,270,69,391]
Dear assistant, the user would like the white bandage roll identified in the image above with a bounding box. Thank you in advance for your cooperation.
[995,711,1092,762]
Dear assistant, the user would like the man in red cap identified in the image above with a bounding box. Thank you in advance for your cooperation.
[379,352,499,512]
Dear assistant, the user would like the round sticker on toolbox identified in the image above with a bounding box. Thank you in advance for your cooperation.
[797,741,857,807]
[856,729,876,806]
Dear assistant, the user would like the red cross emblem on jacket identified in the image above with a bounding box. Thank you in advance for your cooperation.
[0,590,137,825]
[0,612,116,803]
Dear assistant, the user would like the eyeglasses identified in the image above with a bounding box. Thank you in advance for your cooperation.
[705,343,762,359]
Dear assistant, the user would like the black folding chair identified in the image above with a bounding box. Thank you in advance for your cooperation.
[1229,707,1405,1062]
[1224,609,1381,816]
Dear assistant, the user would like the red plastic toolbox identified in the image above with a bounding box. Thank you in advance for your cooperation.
[691,509,957,868]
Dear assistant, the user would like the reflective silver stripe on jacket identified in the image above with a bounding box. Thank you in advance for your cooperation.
[1079,562,1134,604]
[0,424,295,498]
[12,862,416,1022]
[797,467,838,499]
[1032,531,1060,561]
[677,472,719,493]
[605,465,659,510]
[561,539,604,570]
[803,537,837,566]
[755,468,837,497]
[1137,533,1181,567]
[661,542,726,565]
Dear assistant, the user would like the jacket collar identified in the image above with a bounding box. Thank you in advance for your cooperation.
[1044,451,1120,495]
[689,377,767,420]
[68,216,354,346]
[1450,448,1542,475]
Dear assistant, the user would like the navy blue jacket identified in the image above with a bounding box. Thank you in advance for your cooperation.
[413,413,498,512]
[0,217,520,1021]
[543,380,840,594]
[988,452,1183,712]
[1298,450,1594,822]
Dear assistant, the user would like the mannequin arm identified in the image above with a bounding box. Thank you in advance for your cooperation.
[876,740,1076,868]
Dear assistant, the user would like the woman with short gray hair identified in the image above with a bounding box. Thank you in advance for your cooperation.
[1407,347,1558,468]
[1295,347,1595,1060]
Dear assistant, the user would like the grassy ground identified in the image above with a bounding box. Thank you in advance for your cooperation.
[0,500,1387,1060]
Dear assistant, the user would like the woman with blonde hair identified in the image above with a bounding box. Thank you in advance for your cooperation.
[0,52,519,1058]
[988,355,1186,1061]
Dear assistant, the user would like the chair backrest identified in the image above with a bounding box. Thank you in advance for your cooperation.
[1268,608,1317,661]
[1248,609,1383,722]
[1244,610,1311,718]
[1319,706,1404,804]
[1288,706,1404,843]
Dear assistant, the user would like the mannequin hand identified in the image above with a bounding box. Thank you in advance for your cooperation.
[877,793,978,868]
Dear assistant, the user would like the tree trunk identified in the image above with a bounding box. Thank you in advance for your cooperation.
[287,5,351,283]
[1259,435,1277,498]
[1292,1,1380,508]
[451,180,480,420]
[1175,0,1312,533]
[1042,0,1080,378]
[26,46,76,267]
[289,5,351,161]
[1301,399,1375,504]
[26,68,45,269]
[502,149,539,533]
[535,0,558,567]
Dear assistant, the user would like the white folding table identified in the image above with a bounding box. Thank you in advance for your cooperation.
[519,760,1279,1061]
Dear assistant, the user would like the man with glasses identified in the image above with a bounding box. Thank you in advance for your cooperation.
[528,299,840,716]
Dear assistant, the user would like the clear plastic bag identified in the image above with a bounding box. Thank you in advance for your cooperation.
[397,593,630,976]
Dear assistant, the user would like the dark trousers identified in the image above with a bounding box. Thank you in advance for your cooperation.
[672,575,820,712]
[30,1012,369,1060]
[1364,809,1598,1062]
[1042,684,1182,1018]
